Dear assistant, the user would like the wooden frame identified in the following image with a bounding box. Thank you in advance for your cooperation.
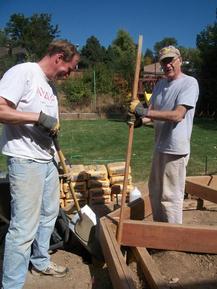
[185,175,217,203]
[99,197,173,289]
[100,217,136,289]
[121,220,217,253]
[99,175,217,289]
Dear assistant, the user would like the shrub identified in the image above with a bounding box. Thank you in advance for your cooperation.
[59,76,92,105]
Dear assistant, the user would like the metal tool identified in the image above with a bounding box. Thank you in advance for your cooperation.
[52,135,103,260]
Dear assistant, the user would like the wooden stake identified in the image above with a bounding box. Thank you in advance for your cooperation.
[116,35,143,244]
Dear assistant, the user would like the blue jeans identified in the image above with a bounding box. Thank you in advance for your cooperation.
[1,157,59,289]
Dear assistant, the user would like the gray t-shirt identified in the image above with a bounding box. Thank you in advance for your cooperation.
[150,74,199,155]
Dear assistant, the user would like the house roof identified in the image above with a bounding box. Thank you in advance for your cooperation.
[0,46,26,57]
[143,62,164,76]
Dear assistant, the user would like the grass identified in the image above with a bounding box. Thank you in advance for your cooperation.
[0,118,217,182]
[59,119,155,181]
[188,118,217,176]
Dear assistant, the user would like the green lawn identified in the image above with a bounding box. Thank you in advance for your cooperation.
[0,118,217,182]
[58,119,155,181]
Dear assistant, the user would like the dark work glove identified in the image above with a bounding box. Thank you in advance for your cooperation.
[134,117,143,128]
[127,112,143,128]
[37,111,60,136]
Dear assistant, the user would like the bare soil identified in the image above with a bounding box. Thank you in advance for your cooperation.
[151,199,217,289]
[1,182,217,289]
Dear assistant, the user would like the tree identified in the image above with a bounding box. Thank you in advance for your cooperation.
[80,36,106,68]
[196,21,217,116]
[143,48,154,65]
[178,46,201,76]
[107,29,137,86]
[154,37,178,55]
[5,13,59,60]
[0,29,17,76]
[0,29,8,46]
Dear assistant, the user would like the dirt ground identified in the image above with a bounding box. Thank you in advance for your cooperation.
[1,182,217,289]
[0,203,114,289]
[150,200,217,289]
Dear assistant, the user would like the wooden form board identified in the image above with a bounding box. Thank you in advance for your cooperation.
[99,217,136,289]
[186,175,217,187]
[185,175,217,203]
[121,220,217,254]
[100,217,174,289]
[99,176,217,289]
[131,247,171,289]
[108,195,152,221]
[99,197,173,289]
[186,175,211,186]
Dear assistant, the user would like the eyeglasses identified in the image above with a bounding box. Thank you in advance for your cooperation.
[160,57,179,66]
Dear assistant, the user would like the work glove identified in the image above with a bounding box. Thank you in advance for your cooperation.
[129,99,148,118]
[127,112,143,128]
[37,111,60,136]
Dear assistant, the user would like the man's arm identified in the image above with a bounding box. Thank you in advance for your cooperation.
[0,96,59,135]
[146,105,187,122]
[0,96,39,124]
[129,100,188,126]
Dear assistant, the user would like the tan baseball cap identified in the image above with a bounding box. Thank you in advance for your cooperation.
[159,45,181,61]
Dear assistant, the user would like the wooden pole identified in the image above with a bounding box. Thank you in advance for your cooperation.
[53,136,83,220]
[116,35,143,244]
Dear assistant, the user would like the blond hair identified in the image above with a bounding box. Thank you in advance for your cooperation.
[47,39,79,62]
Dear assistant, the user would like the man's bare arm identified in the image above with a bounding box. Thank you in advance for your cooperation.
[0,96,39,124]
[146,105,187,122]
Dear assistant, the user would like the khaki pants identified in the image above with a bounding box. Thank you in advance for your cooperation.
[148,152,189,224]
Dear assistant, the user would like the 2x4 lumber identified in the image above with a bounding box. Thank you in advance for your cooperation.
[99,217,137,289]
[131,247,172,289]
[186,175,211,186]
[121,220,217,254]
[208,175,217,188]
[185,179,217,203]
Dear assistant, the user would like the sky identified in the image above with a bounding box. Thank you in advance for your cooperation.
[0,0,216,52]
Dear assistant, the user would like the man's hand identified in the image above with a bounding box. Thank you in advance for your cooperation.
[129,99,140,113]
[127,112,143,128]
[37,111,60,135]
[129,100,148,118]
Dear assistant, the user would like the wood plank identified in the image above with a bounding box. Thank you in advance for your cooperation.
[143,194,152,218]
[108,196,152,221]
[99,217,136,289]
[207,175,217,188]
[121,220,217,254]
[131,247,172,289]
[186,175,211,186]
[185,179,217,203]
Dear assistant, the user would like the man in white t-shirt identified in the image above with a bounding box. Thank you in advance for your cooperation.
[129,46,199,224]
[0,40,80,289]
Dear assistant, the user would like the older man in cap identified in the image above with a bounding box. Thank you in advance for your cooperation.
[130,45,199,224]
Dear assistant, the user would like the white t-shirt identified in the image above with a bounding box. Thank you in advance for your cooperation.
[151,74,199,155]
[0,62,58,162]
